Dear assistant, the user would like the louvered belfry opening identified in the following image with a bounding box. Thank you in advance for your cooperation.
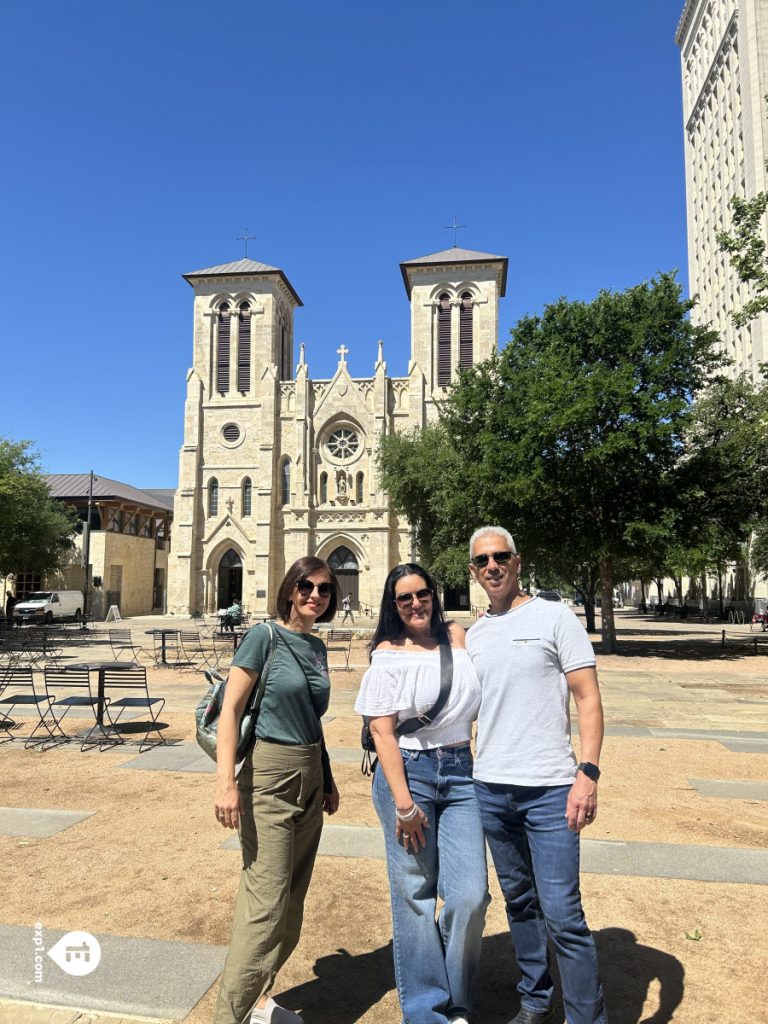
[237,303,251,392]
[459,292,473,369]
[280,323,291,381]
[437,293,451,387]
[217,304,231,394]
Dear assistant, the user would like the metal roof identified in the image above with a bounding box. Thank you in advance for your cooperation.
[45,474,175,513]
[399,246,508,297]
[183,258,303,306]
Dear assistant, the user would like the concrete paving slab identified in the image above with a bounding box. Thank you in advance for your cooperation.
[689,778,768,800]
[0,924,226,1019]
[119,743,206,772]
[721,739,768,753]
[223,825,768,883]
[649,727,768,740]
[0,808,94,839]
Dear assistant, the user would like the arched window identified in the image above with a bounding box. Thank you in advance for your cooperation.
[281,459,291,506]
[459,292,473,369]
[237,302,251,392]
[319,471,328,504]
[208,478,219,517]
[355,471,364,504]
[437,292,451,387]
[242,477,252,517]
[216,304,230,394]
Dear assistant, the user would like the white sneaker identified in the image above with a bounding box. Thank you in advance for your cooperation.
[250,998,303,1024]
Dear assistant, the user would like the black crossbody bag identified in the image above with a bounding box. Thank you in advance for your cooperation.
[361,637,453,776]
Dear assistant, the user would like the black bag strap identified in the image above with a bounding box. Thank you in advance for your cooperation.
[245,621,277,716]
[395,636,453,736]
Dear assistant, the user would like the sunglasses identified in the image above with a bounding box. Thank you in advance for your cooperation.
[395,587,433,607]
[296,579,333,598]
[470,550,515,568]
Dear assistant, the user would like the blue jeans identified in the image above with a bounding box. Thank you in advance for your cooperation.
[373,746,490,1024]
[474,782,606,1024]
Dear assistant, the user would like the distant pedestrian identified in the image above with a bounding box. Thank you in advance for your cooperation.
[222,599,242,633]
[4,592,16,628]
[340,593,355,625]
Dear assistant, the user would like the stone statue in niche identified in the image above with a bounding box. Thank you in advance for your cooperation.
[336,470,349,504]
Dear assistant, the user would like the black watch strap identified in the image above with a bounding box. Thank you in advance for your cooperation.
[578,761,601,781]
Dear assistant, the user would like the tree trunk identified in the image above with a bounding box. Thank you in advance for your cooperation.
[673,575,684,606]
[584,597,596,634]
[700,571,708,621]
[655,578,664,604]
[639,579,647,615]
[600,555,617,653]
[717,567,725,619]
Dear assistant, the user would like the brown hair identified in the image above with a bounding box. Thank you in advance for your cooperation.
[276,556,338,623]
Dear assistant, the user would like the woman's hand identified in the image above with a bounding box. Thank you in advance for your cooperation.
[323,781,340,815]
[395,803,430,849]
[215,779,242,829]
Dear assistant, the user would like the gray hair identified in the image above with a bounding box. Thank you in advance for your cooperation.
[469,525,517,559]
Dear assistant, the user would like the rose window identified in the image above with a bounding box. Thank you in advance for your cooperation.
[326,427,359,460]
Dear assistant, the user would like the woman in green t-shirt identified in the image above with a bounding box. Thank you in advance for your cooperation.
[213,556,340,1024]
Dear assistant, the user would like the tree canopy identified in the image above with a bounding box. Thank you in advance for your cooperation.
[379,273,730,652]
[0,438,76,580]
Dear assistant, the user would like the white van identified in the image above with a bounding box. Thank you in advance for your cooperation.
[13,590,84,624]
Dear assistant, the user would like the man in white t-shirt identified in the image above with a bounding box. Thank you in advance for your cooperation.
[467,526,606,1024]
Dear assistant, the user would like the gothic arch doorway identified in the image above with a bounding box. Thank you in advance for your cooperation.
[328,545,359,609]
[217,548,243,608]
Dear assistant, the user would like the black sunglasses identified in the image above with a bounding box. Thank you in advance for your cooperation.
[395,587,433,606]
[470,550,515,568]
[296,579,332,597]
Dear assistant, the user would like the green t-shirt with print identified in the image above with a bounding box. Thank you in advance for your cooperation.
[231,622,330,745]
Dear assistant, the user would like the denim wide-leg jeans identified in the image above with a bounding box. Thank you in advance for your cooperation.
[474,781,607,1024]
[373,746,490,1024]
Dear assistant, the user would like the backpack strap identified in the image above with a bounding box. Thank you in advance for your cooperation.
[396,637,453,736]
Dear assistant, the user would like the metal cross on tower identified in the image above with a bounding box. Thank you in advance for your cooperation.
[337,344,349,363]
[443,216,466,247]
[236,228,257,258]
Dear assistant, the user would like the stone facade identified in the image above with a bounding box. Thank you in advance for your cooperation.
[677,0,768,378]
[167,249,508,616]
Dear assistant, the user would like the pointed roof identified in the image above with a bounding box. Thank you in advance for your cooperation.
[400,246,508,297]
[183,258,302,306]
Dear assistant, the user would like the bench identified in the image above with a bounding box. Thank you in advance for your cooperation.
[325,629,353,671]
[721,630,768,653]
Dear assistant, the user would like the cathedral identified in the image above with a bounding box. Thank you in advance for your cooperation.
[167,246,508,616]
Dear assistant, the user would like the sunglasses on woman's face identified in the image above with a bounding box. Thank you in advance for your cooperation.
[296,579,332,598]
[470,550,515,569]
[394,587,433,607]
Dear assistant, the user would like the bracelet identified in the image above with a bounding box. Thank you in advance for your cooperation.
[396,803,420,823]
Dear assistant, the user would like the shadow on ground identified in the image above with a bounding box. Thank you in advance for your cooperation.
[593,636,762,661]
[280,928,684,1024]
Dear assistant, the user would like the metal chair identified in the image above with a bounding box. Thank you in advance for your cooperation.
[42,667,107,751]
[178,631,215,671]
[108,629,151,666]
[0,667,58,748]
[100,667,167,752]
[325,629,353,671]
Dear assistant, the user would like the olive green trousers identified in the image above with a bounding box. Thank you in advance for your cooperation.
[213,739,324,1024]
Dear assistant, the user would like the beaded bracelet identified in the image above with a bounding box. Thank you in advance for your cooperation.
[396,803,420,823]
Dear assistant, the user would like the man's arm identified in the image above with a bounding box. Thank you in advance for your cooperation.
[565,666,604,831]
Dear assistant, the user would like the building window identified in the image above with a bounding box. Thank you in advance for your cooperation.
[217,304,231,394]
[355,471,364,503]
[222,423,240,443]
[281,460,291,506]
[208,479,219,517]
[326,427,359,461]
[437,293,451,386]
[242,477,252,517]
[237,303,250,392]
[459,292,473,369]
[319,471,328,504]
[280,322,291,381]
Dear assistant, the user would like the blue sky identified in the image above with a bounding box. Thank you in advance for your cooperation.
[1,0,688,487]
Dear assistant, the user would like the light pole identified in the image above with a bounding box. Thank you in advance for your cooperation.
[81,471,94,620]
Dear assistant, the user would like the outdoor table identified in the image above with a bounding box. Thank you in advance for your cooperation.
[65,661,135,724]
[144,628,181,665]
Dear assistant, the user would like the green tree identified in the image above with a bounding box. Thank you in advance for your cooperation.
[0,438,77,580]
[380,274,725,653]
[718,189,768,328]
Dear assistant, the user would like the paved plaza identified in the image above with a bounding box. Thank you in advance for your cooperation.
[0,610,766,1024]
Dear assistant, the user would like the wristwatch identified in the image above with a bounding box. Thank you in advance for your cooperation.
[577,761,601,781]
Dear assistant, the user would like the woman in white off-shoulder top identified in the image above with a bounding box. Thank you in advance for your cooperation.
[355,563,489,1024]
